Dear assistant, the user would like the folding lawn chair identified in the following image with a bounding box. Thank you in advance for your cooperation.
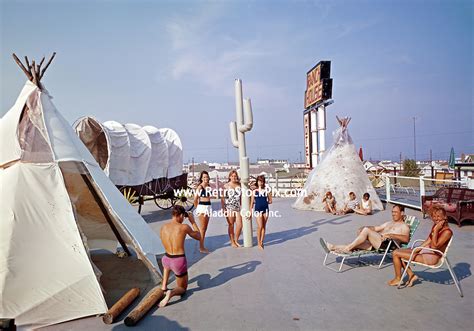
[320,215,420,272]
[397,236,463,297]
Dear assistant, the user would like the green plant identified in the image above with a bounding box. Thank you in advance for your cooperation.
[401,159,421,177]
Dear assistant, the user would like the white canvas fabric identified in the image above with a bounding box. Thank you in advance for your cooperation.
[0,163,107,328]
[102,120,131,185]
[124,123,152,185]
[293,118,383,211]
[159,128,183,178]
[0,82,164,329]
[142,125,169,179]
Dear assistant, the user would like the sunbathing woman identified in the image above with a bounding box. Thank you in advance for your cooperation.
[322,191,337,214]
[388,205,452,287]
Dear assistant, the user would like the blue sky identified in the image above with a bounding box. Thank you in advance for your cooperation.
[1,0,472,163]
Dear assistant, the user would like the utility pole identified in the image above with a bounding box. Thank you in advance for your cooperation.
[399,152,402,175]
[413,117,417,161]
[430,149,434,178]
[192,157,195,180]
[299,151,302,163]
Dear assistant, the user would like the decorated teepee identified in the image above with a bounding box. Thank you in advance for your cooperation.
[293,116,383,211]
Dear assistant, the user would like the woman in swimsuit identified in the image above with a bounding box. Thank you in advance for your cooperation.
[220,170,243,248]
[388,205,453,287]
[250,175,272,250]
[193,171,212,253]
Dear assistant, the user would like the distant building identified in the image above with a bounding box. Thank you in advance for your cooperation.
[257,158,288,165]
[455,154,474,180]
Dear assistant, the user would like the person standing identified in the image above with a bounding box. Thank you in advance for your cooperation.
[221,170,243,248]
[250,175,272,250]
[193,171,212,253]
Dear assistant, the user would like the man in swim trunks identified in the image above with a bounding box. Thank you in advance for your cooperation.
[322,204,409,253]
[159,205,201,307]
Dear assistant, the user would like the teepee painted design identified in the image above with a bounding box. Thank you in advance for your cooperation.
[293,116,383,211]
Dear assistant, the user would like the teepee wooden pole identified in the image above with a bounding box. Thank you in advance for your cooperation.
[31,60,39,86]
[37,57,45,79]
[24,56,33,77]
[12,54,33,81]
[40,52,56,79]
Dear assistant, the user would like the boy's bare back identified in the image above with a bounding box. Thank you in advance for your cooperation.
[160,222,192,255]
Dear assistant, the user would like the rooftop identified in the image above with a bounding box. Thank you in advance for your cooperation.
[44,199,473,331]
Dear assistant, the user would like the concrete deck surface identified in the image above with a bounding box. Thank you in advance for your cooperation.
[44,198,474,331]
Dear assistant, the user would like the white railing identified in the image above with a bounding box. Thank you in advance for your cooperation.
[378,174,467,210]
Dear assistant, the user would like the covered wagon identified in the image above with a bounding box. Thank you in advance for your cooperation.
[74,117,193,212]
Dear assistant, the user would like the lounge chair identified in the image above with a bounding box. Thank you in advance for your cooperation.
[397,236,463,297]
[320,215,420,272]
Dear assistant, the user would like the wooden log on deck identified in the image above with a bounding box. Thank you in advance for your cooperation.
[124,286,165,327]
[102,287,140,324]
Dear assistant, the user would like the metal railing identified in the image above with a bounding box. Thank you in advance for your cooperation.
[378,175,467,210]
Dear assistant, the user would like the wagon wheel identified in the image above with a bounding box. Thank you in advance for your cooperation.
[173,186,195,211]
[154,192,174,210]
[291,172,307,189]
[367,166,385,188]
[121,187,139,205]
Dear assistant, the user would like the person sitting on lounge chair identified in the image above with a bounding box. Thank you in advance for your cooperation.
[321,204,410,254]
[387,205,452,287]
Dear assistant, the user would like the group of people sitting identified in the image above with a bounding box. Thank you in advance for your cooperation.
[320,204,453,287]
[322,191,373,215]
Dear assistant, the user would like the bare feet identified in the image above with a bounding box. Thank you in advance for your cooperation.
[158,290,172,308]
[326,242,337,251]
[387,278,404,286]
[407,275,419,287]
[258,245,264,250]
[234,241,242,247]
[200,247,210,254]
[334,248,351,254]
[231,242,238,248]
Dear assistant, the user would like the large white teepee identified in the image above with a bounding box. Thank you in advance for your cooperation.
[293,116,383,211]
[0,56,164,329]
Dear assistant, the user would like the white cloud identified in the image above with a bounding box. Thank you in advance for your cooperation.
[161,2,286,103]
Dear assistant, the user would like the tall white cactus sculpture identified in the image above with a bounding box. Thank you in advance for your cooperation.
[229,79,254,247]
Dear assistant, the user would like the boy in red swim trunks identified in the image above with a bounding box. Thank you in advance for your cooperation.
[159,205,201,307]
